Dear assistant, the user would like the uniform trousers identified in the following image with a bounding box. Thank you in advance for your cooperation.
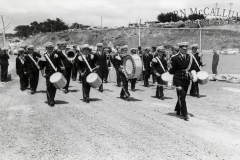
[119,71,130,97]
[46,77,57,103]
[0,65,8,82]
[28,71,39,91]
[175,85,189,116]
[81,73,91,99]
[190,81,199,95]
[156,75,164,97]
[97,69,107,90]
[63,66,72,90]
[143,68,151,86]
[18,73,27,90]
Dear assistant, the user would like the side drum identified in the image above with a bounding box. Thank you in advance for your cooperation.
[161,72,173,86]
[197,71,209,85]
[50,72,67,89]
[123,54,143,79]
[86,73,102,88]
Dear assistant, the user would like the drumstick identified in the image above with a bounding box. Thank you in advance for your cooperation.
[155,84,182,90]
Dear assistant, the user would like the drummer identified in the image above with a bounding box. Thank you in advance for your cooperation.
[129,48,138,91]
[152,46,168,100]
[169,42,193,121]
[77,44,97,103]
[119,45,131,100]
[39,42,62,107]
[189,44,205,98]
[113,47,122,87]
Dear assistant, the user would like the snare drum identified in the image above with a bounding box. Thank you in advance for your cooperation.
[123,54,143,79]
[197,71,209,85]
[50,72,67,89]
[161,72,173,86]
[86,73,102,88]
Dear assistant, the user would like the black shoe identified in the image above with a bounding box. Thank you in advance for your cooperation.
[31,90,35,94]
[64,89,69,94]
[183,114,189,121]
[84,98,90,103]
[197,94,200,98]
[99,89,103,92]
[176,111,181,116]
[117,84,121,87]
[160,96,164,100]
[49,101,55,107]
[120,95,125,99]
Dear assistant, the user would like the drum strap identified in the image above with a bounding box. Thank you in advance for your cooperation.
[62,50,68,60]
[44,54,57,72]
[190,53,201,71]
[185,54,193,71]
[28,54,40,69]
[156,57,166,72]
[81,55,93,72]
[19,56,24,65]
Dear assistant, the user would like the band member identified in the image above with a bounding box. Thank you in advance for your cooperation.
[152,46,168,100]
[23,45,41,94]
[151,46,157,84]
[119,45,131,99]
[57,41,73,93]
[0,48,9,82]
[143,47,153,87]
[77,44,97,103]
[94,43,108,92]
[113,47,122,87]
[169,42,193,121]
[39,42,62,106]
[103,47,112,83]
[129,48,138,91]
[20,43,29,88]
[16,48,27,90]
[71,44,79,81]
[189,44,205,98]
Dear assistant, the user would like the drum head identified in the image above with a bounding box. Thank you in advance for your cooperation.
[125,59,133,74]
[50,72,62,83]
[87,73,98,83]
[197,71,208,80]
[123,55,136,79]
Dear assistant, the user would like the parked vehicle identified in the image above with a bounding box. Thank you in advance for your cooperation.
[220,48,239,54]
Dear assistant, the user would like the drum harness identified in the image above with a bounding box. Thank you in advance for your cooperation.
[28,54,40,70]
[44,54,57,72]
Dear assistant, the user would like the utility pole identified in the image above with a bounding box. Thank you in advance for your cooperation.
[1,15,5,48]
[101,16,102,29]
[214,3,218,18]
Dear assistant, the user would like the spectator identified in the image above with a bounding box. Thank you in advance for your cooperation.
[212,49,219,74]
[0,48,10,82]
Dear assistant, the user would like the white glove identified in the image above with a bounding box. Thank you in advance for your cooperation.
[78,56,83,61]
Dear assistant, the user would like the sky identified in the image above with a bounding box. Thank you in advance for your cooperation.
[1,0,240,33]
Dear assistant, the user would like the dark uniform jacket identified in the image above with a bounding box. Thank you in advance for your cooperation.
[151,56,168,75]
[94,51,108,70]
[143,53,153,70]
[0,52,9,66]
[24,52,41,73]
[212,54,219,65]
[16,56,25,75]
[77,54,96,77]
[39,53,62,78]
[169,53,192,86]
[57,50,72,69]
[113,53,122,69]
[191,52,203,72]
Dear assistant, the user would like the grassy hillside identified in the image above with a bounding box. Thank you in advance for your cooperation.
[23,27,240,50]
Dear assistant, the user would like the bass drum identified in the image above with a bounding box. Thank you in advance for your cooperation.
[50,72,67,89]
[197,71,209,85]
[86,73,102,88]
[123,54,143,79]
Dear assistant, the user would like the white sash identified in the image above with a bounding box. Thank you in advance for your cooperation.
[156,57,166,72]
[28,54,40,69]
[190,53,201,71]
[44,54,57,72]
[19,57,25,65]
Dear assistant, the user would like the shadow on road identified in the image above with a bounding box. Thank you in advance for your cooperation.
[103,89,114,92]
[117,97,142,102]
[68,89,79,92]
[151,96,173,99]
[36,90,46,93]
[55,100,69,105]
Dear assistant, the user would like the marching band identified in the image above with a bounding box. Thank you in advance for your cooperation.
[14,41,208,121]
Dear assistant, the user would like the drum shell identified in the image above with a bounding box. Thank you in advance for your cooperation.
[123,54,143,79]
[86,73,102,88]
[197,71,209,85]
[50,72,67,89]
[161,72,173,85]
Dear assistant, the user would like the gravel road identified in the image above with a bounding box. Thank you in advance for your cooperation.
[0,56,240,160]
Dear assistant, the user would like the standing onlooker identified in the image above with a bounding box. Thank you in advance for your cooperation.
[212,49,219,74]
[0,48,9,82]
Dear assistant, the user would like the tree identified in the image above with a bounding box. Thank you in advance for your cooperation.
[157,12,183,22]
[188,14,205,21]
[14,25,31,37]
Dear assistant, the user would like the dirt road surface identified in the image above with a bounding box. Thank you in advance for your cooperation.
[0,55,240,160]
